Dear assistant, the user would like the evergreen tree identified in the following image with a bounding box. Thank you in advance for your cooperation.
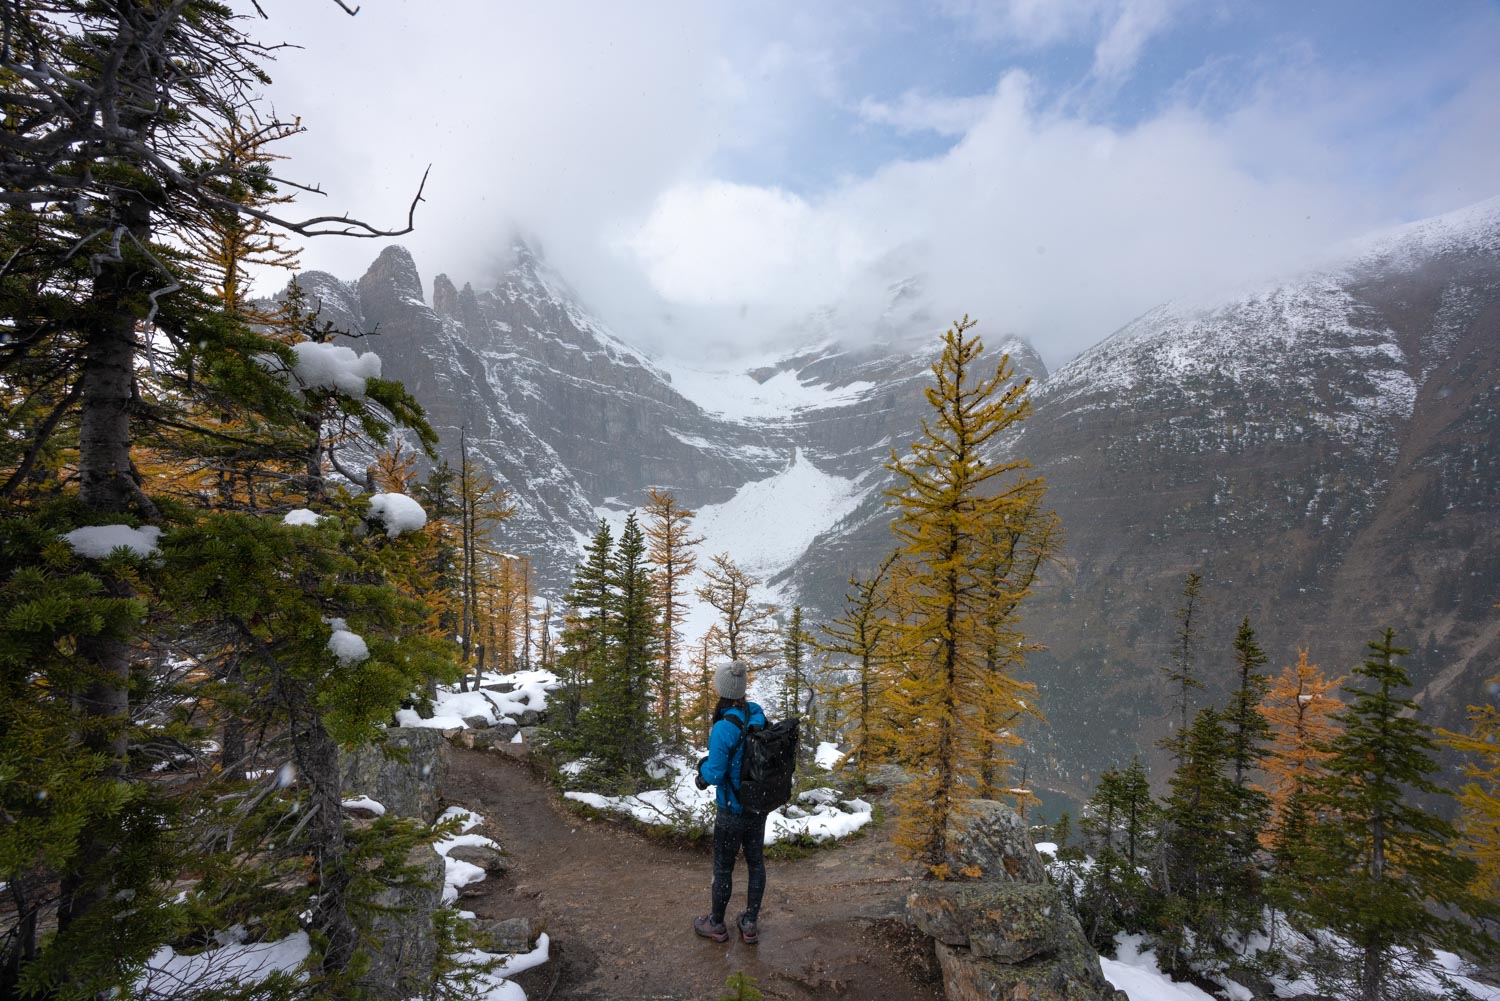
[1221,618,1272,924]
[782,605,811,721]
[1301,629,1485,1001]
[1159,572,1205,765]
[1158,707,1238,973]
[1052,811,1081,861]
[880,316,1050,872]
[1225,618,1272,788]
[552,521,616,738]
[601,513,659,774]
[0,5,436,989]
[1078,758,1157,949]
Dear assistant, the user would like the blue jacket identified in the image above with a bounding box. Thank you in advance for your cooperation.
[696,702,767,814]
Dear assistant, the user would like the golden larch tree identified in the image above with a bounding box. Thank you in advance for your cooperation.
[817,553,899,781]
[696,552,778,665]
[1257,647,1343,847]
[882,316,1051,872]
[644,487,703,743]
[1440,604,1500,905]
[683,625,724,743]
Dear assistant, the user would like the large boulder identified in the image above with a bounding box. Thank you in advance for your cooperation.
[907,800,1123,1001]
[935,940,1125,1001]
[943,800,1048,883]
[339,727,449,823]
[471,915,544,955]
[360,842,445,999]
[908,882,1071,963]
[459,723,520,751]
[448,843,510,877]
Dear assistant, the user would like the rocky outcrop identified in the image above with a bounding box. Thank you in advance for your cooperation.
[335,728,454,999]
[943,801,1049,884]
[360,843,446,998]
[339,727,450,823]
[907,801,1123,1001]
[907,882,1071,963]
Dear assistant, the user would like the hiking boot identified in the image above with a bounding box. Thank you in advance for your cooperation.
[737,912,759,945]
[694,915,729,943]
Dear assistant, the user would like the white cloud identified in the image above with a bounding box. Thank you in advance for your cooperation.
[938,0,1184,81]
[621,61,1500,364]
[239,3,1500,370]
[1091,0,1181,81]
[857,90,993,136]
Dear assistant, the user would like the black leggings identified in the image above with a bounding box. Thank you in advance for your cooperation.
[710,808,768,923]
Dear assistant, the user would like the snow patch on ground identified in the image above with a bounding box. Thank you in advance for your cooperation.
[433,807,494,906]
[814,742,844,770]
[459,933,551,1001]
[1101,937,1218,1001]
[563,754,872,845]
[135,930,310,997]
[63,524,162,559]
[394,670,561,731]
[430,807,548,998]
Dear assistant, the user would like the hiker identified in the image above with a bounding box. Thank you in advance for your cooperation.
[693,659,768,945]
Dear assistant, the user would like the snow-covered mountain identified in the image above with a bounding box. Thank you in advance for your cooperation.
[300,196,1499,803]
[993,196,1500,795]
[298,242,1045,593]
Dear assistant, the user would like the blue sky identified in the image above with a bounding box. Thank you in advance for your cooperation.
[265,0,1500,364]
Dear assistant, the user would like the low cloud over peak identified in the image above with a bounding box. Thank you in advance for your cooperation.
[257,1,1500,369]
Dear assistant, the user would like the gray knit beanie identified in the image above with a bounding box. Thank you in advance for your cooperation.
[713,659,748,700]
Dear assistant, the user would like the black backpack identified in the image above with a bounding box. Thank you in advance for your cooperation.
[724,713,799,814]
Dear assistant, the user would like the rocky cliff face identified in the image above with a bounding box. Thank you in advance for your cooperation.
[298,198,1500,800]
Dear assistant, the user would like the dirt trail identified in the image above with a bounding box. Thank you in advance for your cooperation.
[447,747,944,1001]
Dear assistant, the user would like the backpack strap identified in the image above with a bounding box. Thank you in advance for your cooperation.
[720,711,749,811]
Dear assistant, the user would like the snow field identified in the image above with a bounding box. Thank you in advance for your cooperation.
[595,447,869,651]
[661,361,879,421]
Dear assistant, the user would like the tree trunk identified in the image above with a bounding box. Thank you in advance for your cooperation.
[296,719,359,977]
[60,194,155,968]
